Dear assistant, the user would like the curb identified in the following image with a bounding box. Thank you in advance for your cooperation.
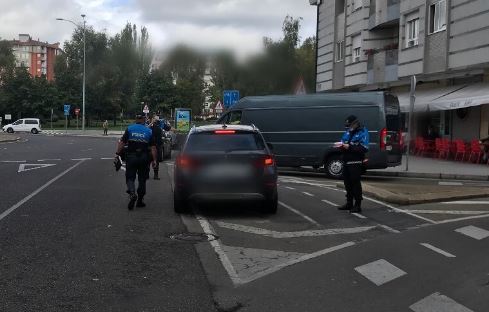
[0,136,21,143]
[336,183,489,205]
[368,170,489,182]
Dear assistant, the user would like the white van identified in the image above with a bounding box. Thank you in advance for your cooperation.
[2,118,42,134]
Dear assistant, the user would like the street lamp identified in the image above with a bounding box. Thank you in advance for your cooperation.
[56,14,87,133]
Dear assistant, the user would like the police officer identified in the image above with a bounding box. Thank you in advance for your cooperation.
[337,115,369,213]
[116,114,157,210]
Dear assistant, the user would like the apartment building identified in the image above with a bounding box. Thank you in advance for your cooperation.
[310,0,489,141]
[10,34,61,81]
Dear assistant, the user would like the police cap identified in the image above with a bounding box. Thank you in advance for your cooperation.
[345,115,358,127]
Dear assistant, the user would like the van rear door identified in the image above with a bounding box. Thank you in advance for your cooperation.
[383,94,402,166]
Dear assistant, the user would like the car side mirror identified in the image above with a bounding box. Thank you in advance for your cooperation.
[267,142,274,151]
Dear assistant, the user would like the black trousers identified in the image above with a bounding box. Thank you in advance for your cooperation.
[153,145,163,174]
[126,153,150,197]
[343,163,363,203]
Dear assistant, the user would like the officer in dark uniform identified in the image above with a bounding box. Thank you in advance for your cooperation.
[337,115,369,213]
[116,114,157,210]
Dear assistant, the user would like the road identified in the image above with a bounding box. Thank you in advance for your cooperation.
[1,134,488,312]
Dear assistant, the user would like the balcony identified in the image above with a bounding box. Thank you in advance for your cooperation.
[368,0,400,30]
[367,48,399,85]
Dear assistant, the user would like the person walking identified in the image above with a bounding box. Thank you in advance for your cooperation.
[116,114,157,210]
[336,115,369,213]
[103,120,109,136]
[150,117,164,180]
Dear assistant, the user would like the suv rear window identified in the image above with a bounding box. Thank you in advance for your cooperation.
[186,131,265,152]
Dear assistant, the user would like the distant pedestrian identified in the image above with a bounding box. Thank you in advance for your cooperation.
[116,114,157,210]
[103,120,109,136]
[336,115,369,213]
[150,117,164,180]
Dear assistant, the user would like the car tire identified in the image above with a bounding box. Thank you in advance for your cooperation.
[31,128,39,134]
[325,154,344,179]
[7,128,14,133]
[173,192,190,214]
[262,194,278,214]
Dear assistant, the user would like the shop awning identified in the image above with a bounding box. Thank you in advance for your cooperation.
[395,85,466,113]
[429,83,489,111]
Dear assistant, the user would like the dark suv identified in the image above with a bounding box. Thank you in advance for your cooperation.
[173,124,278,214]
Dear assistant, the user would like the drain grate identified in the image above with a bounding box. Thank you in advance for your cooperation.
[170,232,218,242]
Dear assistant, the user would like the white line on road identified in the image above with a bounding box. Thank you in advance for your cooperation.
[302,191,314,197]
[71,158,92,161]
[455,225,489,240]
[376,224,401,234]
[284,186,296,190]
[438,181,463,186]
[351,213,367,219]
[436,213,489,224]
[0,160,26,163]
[215,221,377,238]
[442,201,489,205]
[279,201,321,227]
[100,157,114,160]
[38,159,61,162]
[420,243,456,258]
[0,160,86,222]
[410,292,474,312]
[362,195,437,224]
[321,199,339,207]
[406,210,489,215]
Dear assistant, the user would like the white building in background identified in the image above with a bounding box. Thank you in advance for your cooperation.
[310,0,489,141]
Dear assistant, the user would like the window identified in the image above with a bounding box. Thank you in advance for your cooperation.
[429,0,447,33]
[352,0,362,11]
[228,111,242,125]
[13,120,23,125]
[406,18,419,47]
[352,35,362,62]
[336,40,344,62]
[335,0,345,15]
[185,132,265,152]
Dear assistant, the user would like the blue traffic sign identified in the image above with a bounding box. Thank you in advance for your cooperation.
[223,90,240,109]
[64,104,71,116]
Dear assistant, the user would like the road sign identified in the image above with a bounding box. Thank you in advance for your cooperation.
[214,100,223,114]
[143,105,150,114]
[18,163,56,173]
[5,114,12,120]
[64,104,71,116]
[74,108,80,116]
[223,90,240,109]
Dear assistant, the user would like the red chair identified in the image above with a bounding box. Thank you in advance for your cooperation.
[454,140,467,161]
[438,139,451,159]
[468,140,483,163]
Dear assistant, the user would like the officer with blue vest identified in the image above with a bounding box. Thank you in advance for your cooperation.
[116,114,157,210]
[337,115,369,213]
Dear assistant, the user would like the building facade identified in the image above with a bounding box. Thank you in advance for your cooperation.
[311,0,489,141]
[10,34,61,81]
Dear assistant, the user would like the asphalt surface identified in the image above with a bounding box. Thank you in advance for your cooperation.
[1,133,489,312]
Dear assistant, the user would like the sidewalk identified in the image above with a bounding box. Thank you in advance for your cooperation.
[42,129,123,138]
[0,133,20,143]
[370,156,489,181]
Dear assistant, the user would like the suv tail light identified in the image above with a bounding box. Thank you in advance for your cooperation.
[214,130,236,134]
[380,128,387,151]
[176,155,199,169]
[264,156,274,166]
[255,155,274,167]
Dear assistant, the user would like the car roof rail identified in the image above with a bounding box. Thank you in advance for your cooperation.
[251,124,258,131]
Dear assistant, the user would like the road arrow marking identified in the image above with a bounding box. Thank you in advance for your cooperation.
[215,221,376,238]
[18,164,56,173]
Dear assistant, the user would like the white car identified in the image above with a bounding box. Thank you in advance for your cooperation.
[2,118,42,134]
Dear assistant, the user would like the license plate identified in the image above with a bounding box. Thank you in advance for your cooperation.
[205,164,251,178]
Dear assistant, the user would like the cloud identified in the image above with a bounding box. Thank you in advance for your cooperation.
[0,0,316,56]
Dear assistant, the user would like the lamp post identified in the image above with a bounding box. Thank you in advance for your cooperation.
[56,14,87,133]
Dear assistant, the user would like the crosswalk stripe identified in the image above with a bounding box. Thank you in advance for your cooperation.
[354,259,406,286]
[410,292,474,312]
[420,243,456,258]
[455,225,489,240]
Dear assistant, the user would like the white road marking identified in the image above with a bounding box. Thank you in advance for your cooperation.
[18,163,56,173]
[455,225,489,240]
[363,195,437,224]
[100,157,114,160]
[351,213,367,219]
[355,259,407,286]
[438,181,463,186]
[442,201,489,205]
[279,201,321,227]
[302,191,314,197]
[237,242,355,285]
[406,210,489,215]
[1,160,26,163]
[420,243,456,258]
[284,186,296,190]
[321,199,339,207]
[38,159,61,162]
[215,221,376,238]
[410,292,474,312]
[376,224,401,234]
[278,178,336,188]
[71,158,92,161]
[0,160,86,222]
[436,213,489,224]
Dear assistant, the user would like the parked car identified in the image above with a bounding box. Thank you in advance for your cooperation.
[217,92,402,178]
[173,124,278,214]
[2,118,42,134]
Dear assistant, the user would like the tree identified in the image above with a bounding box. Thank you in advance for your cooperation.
[0,39,15,75]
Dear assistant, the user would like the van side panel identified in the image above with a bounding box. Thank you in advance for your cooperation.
[242,106,381,167]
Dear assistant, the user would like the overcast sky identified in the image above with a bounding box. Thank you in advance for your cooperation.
[0,0,316,57]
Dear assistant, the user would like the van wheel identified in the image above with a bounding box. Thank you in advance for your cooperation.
[325,155,344,179]
[31,128,39,134]
[7,128,14,133]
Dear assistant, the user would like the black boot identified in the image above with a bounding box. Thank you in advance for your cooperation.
[136,197,146,208]
[350,200,362,213]
[338,201,353,211]
[154,171,160,180]
[128,193,137,210]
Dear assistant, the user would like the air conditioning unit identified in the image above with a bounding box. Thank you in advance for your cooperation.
[407,38,418,48]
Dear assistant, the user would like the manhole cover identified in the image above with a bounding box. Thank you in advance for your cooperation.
[169,232,218,242]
